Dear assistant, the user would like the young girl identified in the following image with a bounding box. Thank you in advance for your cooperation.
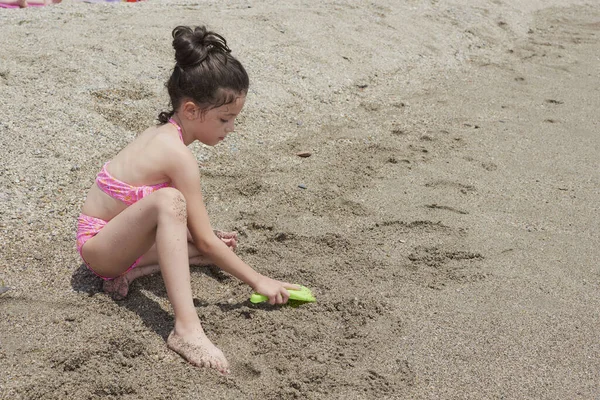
[76,25,299,375]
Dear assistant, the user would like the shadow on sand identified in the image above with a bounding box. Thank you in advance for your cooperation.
[69,263,258,340]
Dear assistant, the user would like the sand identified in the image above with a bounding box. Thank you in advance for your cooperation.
[1,0,599,398]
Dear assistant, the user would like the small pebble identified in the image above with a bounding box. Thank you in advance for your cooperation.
[298,184,307,189]
[296,151,312,158]
[0,286,10,295]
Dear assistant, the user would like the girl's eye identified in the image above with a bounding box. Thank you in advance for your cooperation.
[220,118,229,123]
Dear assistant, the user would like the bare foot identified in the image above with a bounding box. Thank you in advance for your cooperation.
[167,329,230,374]
[102,275,129,300]
[214,230,238,251]
[102,264,160,300]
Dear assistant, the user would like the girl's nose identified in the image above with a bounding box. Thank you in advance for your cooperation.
[226,121,235,133]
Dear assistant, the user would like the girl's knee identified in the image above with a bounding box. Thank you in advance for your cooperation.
[155,188,187,222]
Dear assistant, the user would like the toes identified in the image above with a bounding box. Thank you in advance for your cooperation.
[220,361,230,375]
[103,277,129,300]
[103,281,115,295]
[193,357,210,369]
[114,277,128,298]
[195,356,218,371]
[118,283,128,298]
[217,365,229,375]
[211,358,229,375]
[206,358,218,370]
[196,355,229,374]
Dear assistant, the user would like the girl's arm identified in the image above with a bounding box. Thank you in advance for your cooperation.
[165,145,298,304]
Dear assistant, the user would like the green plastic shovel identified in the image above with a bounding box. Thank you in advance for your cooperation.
[250,285,316,304]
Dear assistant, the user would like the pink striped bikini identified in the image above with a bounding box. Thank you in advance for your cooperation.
[76,119,184,280]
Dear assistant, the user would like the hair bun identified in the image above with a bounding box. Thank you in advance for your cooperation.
[172,25,231,68]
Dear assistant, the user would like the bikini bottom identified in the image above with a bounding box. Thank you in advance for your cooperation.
[76,213,141,280]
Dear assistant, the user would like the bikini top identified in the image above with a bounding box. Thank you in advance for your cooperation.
[96,118,184,206]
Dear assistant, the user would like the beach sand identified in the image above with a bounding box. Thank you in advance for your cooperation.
[1,0,599,398]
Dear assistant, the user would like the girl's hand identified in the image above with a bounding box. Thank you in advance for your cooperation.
[252,275,300,305]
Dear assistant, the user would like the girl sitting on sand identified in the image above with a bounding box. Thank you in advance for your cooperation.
[76,25,299,375]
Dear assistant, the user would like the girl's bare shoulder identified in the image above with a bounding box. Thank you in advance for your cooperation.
[144,125,196,170]
[135,124,183,154]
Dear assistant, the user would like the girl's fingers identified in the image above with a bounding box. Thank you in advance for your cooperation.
[266,283,301,305]
[283,282,301,291]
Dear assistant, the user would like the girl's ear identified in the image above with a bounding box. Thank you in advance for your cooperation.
[182,101,200,120]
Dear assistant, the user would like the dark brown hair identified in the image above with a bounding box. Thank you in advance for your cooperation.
[157,26,249,124]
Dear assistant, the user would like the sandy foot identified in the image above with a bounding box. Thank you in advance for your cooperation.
[102,274,130,301]
[167,330,230,375]
[102,264,160,300]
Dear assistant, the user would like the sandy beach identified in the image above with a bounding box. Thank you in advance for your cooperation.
[1,0,599,398]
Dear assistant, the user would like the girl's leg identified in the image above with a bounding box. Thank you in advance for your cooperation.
[136,228,237,268]
[104,230,237,299]
[82,188,229,374]
[103,242,212,300]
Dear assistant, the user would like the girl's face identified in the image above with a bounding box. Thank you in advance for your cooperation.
[193,95,246,146]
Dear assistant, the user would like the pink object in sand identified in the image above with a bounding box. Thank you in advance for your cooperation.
[0,2,46,7]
